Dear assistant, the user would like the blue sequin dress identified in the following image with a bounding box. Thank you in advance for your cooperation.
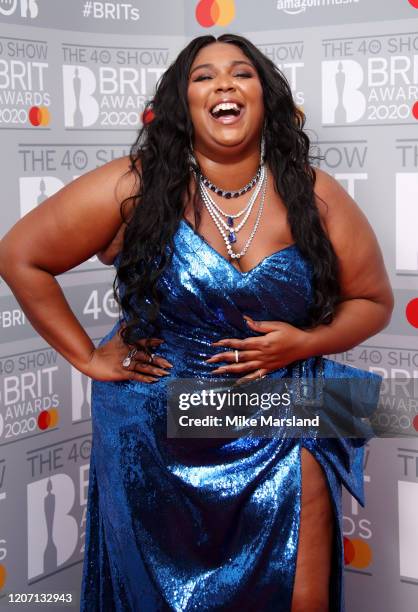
[80,219,382,612]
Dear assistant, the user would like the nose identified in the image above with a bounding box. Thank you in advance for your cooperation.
[214,73,235,93]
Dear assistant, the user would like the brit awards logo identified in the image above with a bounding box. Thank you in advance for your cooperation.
[322,60,366,124]
[257,41,305,107]
[0,349,60,444]
[0,0,38,18]
[28,476,77,579]
[26,432,91,580]
[62,66,99,129]
[0,35,50,129]
[71,367,91,423]
[0,458,7,591]
[19,177,65,218]
[395,172,418,274]
[61,43,168,130]
[343,447,373,573]
[397,447,418,584]
[322,31,418,125]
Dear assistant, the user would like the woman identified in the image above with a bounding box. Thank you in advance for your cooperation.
[0,34,393,612]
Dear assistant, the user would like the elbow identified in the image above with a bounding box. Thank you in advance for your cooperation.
[0,238,11,281]
[377,286,395,330]
[0,239,33,284]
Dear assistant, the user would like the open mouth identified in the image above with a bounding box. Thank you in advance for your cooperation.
[209,101,243,123]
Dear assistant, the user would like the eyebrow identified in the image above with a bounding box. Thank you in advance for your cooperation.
[189,60,255,77]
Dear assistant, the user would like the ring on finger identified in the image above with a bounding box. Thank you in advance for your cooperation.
[235,349,239,363]
[148,353,156,364]
[122,347,138,368]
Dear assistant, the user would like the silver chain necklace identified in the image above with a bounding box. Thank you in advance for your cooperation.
[199,165,265,237]
[199,166,267,260]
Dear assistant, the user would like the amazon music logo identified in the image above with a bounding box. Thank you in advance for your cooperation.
[195,0,235,28]
[277,0,360,16]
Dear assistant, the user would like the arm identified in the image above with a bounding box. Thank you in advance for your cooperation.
[301,168,394,357]
[0,157,171,381]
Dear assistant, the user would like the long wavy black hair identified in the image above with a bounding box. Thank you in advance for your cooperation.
[115,33,341,348]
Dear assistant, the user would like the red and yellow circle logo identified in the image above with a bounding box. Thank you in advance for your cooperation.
[344,536,373,569]
[29,106,50,127]
[0,564,7,589]
[37,408,59,430]
[406,298,418,328]
[196,0,235,27]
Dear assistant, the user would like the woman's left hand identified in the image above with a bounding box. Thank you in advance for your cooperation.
[205,315,310,383]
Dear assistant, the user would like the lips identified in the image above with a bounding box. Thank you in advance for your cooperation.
[209,99,244,125]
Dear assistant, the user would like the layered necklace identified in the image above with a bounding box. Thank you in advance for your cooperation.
[196,163,267,260]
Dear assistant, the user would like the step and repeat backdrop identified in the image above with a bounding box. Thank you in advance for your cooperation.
[0,1,417,610]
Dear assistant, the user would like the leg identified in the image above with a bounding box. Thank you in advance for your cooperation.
[291,447,335,612]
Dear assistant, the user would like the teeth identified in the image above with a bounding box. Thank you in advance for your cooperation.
[211,102,240,115]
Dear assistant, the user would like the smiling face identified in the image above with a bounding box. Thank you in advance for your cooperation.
[187,42,264,159]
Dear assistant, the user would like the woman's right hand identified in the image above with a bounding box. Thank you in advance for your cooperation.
[84,328,173,382]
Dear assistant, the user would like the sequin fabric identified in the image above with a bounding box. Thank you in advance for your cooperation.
[80,219,382,612]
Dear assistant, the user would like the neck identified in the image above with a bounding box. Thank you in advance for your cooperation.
[193,148,261,192]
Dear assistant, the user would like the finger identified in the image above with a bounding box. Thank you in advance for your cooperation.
[125,371,159,383]
[211,361,261,375]
[150,356,173,369]
[205,350,259,364]
[243,316,283,333]
[211,337,261,350]
[131,362,170,377]
[235,368,268,385]
[132,351,173,369]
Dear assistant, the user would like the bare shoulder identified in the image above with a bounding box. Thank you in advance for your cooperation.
[76,154,139,217]
[312,166,372,251]
[312,167,391,303]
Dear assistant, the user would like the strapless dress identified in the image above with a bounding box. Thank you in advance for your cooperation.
[80,219,382,612]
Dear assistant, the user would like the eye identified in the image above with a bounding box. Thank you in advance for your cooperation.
[193,74,212,82]
[234,72,253,78]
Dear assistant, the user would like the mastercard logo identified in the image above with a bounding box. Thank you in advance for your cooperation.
[29,106,50,127]
[344,536,373,569]
[37,408,59,430]
[196,0,235,27]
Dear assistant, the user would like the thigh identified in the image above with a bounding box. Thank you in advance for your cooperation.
[291,447,334,612]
